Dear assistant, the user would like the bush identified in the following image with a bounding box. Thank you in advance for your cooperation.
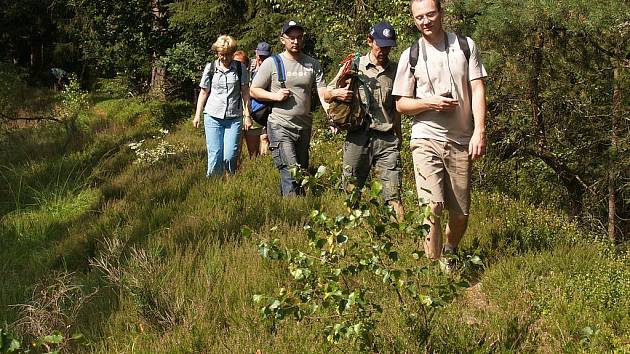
[0,62,30,118]
[94,75,136,98]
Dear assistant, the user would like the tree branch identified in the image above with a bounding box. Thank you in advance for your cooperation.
[0,112,62,123]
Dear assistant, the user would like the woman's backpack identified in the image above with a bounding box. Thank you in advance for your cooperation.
[327,53,371,131]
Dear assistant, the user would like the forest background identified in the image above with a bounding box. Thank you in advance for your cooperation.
[0,0,629,352]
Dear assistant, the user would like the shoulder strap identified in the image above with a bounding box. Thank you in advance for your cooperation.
[409,40,419,74]
[235,61,243,85]
[351,56,372,111]
[233,61,243,100]
[272,54,287,88]
[209,60,216,81]
[456,34,470,63]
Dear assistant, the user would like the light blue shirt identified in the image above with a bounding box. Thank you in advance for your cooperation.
[200,60,249,119]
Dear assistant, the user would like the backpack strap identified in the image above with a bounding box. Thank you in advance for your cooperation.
[410,33,470,73]
[233,61,244,102]
[272,54,287,88]
[409,40,420,75]
[235,60,243,85]
[456,34,471,63]
[351,57,372,113]
[206,60,216,91]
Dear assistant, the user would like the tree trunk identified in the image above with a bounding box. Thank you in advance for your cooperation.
[608,58,621,242]
[149,0,166,99]
[529,32,547,150]
[150,55,166,99]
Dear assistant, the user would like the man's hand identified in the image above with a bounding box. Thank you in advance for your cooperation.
[275,89,291,102]
[332,88,353,102]
[430,94,459,113]
[468,130,486,160]
[193,116,201,128]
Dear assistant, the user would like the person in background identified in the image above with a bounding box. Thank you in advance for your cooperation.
[251,42,272,155]
[392,0,487,268]
[325,21,404,220]
[233,50,260,159]
[49,67,68,91]
[250,21,327,197]
[193,35,250,177]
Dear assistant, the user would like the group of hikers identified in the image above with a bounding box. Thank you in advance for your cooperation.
[192,0,487,267]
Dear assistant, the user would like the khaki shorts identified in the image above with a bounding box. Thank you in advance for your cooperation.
[410,138,471,215]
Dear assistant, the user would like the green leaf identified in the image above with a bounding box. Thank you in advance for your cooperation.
[420,295,433,307]
[70,333,84,341]
[469,255,484,266]
[315,165,327,178]
[8,339,21,352]
[290,268,309,280]
[41,333,64,344]
[253,294,264,303]
[370,181,383,196]
[240,226,252,239]
[581,326,594,337]
[269,300,281,310]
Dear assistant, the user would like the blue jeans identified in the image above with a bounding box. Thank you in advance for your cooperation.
[267,122,311,197]
[204,114,242,176]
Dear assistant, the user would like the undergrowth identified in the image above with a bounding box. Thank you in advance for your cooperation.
[1,96,628,353]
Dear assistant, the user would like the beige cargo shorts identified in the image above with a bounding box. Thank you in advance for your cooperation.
[410,138,471,215]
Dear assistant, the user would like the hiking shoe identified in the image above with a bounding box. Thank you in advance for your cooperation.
[438,256,456,273]
[439,246,458,273]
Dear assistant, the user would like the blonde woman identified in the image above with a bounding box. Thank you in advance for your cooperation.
[193,35,250,176]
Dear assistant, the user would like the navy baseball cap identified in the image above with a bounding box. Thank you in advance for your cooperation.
[369,22,397,47]
[281,20,304,35]
[255,42,271,56]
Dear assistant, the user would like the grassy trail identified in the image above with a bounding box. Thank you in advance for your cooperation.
[1,98,628,353]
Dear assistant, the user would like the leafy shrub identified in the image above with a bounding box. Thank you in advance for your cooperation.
[254,169,483,351]
[94,75,136,98]
[0,63,29,118]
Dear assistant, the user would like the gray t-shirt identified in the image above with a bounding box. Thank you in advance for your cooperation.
[392,32,487,145]
[200,60,249,119]
[251,53,325,129]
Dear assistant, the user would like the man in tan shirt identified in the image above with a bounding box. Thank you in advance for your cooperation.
[392,0,487,266]
[325,22,404,219]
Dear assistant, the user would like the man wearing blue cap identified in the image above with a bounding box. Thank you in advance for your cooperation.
[250,41,273,155]
[252,42,272,76]
[250,21,327,197]
[325,21,404,219]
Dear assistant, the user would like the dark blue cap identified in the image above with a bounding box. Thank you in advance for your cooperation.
[255,42,272,56]
[281,20,304,35]
[369,21,397,47]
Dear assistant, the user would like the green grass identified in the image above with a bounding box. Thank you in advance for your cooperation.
[1,97,628,353]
